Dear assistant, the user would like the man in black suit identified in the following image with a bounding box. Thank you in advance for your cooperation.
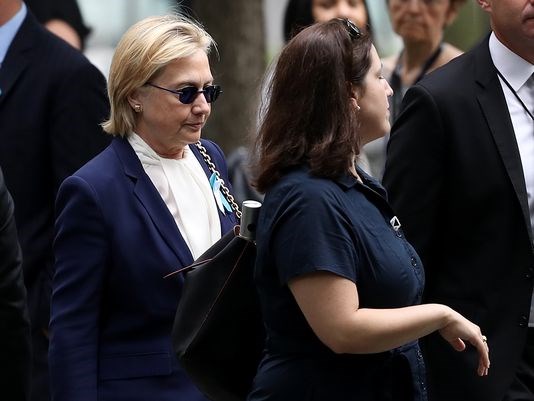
[383,0,534,400]
[0,166,31,401]
[0,1,110,400]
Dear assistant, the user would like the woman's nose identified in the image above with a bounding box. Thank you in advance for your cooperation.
[191,92,211,114]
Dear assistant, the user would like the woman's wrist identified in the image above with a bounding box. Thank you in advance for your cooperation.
[434,303,455,328]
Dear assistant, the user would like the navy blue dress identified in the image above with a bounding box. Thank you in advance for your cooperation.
[248,166,427,401]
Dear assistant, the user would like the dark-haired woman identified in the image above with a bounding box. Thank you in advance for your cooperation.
[228,0,372,204]
[247,19,489,401]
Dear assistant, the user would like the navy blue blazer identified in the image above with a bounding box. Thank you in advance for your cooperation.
[49,137,237,401]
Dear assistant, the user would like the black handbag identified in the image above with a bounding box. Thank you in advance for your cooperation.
[171,142,264,401]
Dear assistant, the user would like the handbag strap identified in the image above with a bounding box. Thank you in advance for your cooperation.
[194,141,242,219]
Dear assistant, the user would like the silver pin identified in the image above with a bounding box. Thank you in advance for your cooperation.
[390,216,401,231]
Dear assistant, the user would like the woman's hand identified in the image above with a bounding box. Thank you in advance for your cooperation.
[438,308,490,376]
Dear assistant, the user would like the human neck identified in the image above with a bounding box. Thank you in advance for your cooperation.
[156,148,185,160]
[0,0,22,26]
[493,31,534,65]
[135,132,185,160]
[401,38,443,77]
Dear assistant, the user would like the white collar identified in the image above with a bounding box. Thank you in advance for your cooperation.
[489,32,534,91]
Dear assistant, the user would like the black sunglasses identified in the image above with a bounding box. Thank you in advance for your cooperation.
[146,83,222,104]
[336,18,362,40]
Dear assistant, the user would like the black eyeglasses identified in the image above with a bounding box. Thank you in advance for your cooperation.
[337,18,362,40]
[146,83,222,104]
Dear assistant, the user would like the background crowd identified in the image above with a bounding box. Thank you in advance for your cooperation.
[0,0,532,401]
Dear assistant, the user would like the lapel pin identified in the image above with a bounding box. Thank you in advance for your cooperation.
[390,216,401,231]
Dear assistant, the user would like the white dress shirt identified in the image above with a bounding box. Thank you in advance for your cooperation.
[489,33,534,324]
[128,133,221,260]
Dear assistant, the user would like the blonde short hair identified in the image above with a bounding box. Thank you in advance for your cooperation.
[102,14,215,136]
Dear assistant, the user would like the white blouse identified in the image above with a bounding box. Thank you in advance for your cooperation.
[128,133,221,260]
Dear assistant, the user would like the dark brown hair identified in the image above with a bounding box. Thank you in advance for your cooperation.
[253,19,373,192]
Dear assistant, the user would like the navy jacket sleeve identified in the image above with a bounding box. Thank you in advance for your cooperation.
[49,175,109,401]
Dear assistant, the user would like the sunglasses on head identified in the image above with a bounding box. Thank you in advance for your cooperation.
[336,18,362,40]
[146,83,222,104]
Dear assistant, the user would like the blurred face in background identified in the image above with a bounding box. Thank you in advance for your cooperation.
[312,0,369,29]
[388,0,460,45]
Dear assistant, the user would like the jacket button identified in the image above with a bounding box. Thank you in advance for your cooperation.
[520,315,529,327]
[526,268,534,279]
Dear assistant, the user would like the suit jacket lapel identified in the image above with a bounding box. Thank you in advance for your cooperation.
[475,39,533,241]
[112,138,194,267]
[0,13,35,107]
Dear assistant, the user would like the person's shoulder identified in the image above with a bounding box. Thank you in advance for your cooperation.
[270,169,343,205]
[71,142,116,181]
[57,143,116,201]
[47,32,97,71]
[440,42,463,64]
[27,18,100,75]
[10,13,105,91]
[197,139,229,170]
[199,139,225,157]
[416,43,480,95]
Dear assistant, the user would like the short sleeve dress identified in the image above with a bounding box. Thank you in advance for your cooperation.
[247,166,427,401]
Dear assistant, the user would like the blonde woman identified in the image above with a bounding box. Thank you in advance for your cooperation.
[49,14,236,401]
